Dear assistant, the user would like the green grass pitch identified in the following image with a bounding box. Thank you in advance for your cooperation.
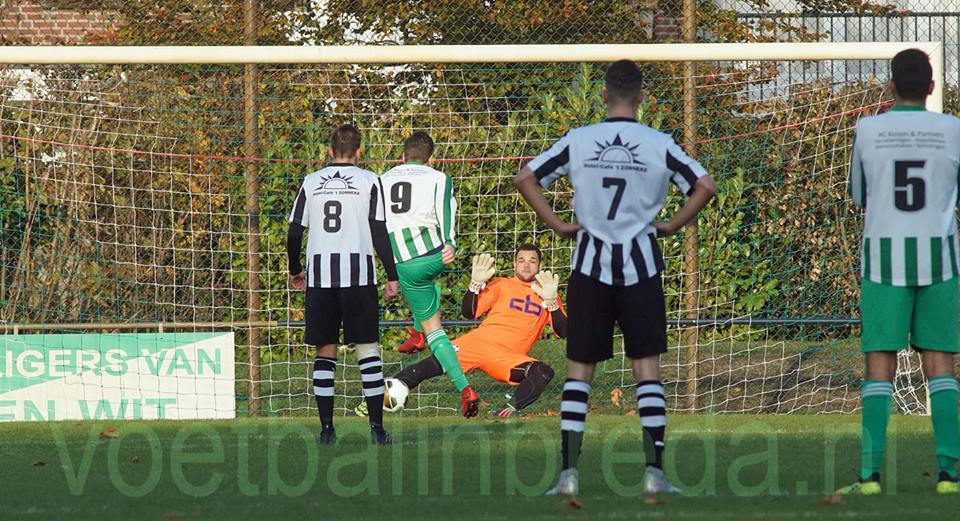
[2,415,958,520]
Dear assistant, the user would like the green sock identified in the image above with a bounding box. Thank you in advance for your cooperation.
[860,380,894,481]
[425,329,469,391]
[929,376,960,480]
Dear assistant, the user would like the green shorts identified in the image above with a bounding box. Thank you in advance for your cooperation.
[396,251,445,324]
[860,278,959,353]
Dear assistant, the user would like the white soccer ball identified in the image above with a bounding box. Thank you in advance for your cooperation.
[383,378,409,413]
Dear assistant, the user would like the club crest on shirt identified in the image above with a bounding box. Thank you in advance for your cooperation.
[313,171,360,195]
[585,134,647,173]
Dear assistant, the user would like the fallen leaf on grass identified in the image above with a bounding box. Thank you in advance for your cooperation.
[131,456,141,464]
[644,496,666,506]
[817,494,846,506]
[564,496,582,510]
[610,388,622,408]
[32,460,46,467]
[99,428,120,439]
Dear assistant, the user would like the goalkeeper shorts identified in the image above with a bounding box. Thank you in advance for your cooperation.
[860,278,958,353]
[396,250,445,324]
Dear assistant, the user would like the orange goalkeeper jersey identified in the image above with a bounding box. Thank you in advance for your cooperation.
[455,276,563,355]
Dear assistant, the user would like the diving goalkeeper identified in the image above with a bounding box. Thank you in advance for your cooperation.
[358,243,566,417]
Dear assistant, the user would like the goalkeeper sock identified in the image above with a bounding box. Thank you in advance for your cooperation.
[561,378,591,470]
[358,355,385,427]
[860,380,894,481]
[312,356,337,430]
[637,380,667,469]
[425,329,469,391]
[929,376,960,480]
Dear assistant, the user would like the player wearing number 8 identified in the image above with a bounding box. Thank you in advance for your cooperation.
[515,59,716,498]
[837,48,960,495]
[380,131,480,417]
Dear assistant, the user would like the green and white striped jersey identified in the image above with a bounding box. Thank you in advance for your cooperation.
[850,105,960,286]
[380,162,456,263]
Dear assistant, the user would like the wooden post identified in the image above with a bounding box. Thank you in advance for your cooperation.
[681,0,700,412]
[243,0,262,417]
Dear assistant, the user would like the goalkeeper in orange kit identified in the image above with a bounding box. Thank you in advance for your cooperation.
[357,243,566,417]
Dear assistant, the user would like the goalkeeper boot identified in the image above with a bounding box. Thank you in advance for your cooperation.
[491,404,524,418]
[354,400,369,417]
[371,424,394,446]
[545,468,579,496]
[644,466,681,494]
[835,473,882,495]
[317,427,337,446]
[936,471,960,494]
[397,327,426,355]
[461,386,480,418]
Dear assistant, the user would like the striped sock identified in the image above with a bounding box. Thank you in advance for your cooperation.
[561,378,591,470]
[358,355,385,427]
[929,376,960,480]
[425,329,469,391]
[313,356,337,429]
[637,380,667,469]
[860,380,894,481]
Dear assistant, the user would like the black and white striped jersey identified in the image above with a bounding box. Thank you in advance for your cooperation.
[527,117,708,286]
[289,164,386,288]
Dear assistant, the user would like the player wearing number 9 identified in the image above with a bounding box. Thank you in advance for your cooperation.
[379,131,481,418]
[515,59,716,498]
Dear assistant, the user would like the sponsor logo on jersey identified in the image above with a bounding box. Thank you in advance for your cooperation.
[585,134,647,173]
[509,295,542,316]
[313,171,360,196]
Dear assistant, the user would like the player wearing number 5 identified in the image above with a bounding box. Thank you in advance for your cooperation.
[380,131,480,418]
[515,60,716,498]
[837,49,960,495]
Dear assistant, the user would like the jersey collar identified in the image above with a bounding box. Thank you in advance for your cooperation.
[890,104,926,112]
[328,162,355,166]
[605,117,637,122]
[404,161,426,166]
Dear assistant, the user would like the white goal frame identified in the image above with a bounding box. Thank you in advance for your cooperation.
[0,42,945,112]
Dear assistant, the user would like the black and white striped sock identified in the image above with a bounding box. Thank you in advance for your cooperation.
[313,356,336,429]
[561,378,591,470]
[358,355,385,426]
[637,380,666,469]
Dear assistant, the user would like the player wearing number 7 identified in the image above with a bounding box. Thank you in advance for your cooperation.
[515,59,716,498]
[380,131,480,418]
[837,48,960,495]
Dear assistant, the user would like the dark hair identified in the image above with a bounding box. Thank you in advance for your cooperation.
[403,131,435,162]
[515,243,542,261]
[605,59,643,104]
[330,124,361,158]
[891,49,933,102]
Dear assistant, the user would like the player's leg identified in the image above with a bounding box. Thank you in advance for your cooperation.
[837,279,912,494]
[395,354,446,390]
[490,360,555,417]
[620,273,676,494]
[305,287,341,445]
[395,251,477,416]
[913,279,960,492]
[342,285,392,445]
[546,272,612,497]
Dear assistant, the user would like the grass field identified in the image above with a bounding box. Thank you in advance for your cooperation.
[3,414,959,520]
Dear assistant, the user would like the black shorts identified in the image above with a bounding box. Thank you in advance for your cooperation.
[304,285,379,347]
[566,271,667,363]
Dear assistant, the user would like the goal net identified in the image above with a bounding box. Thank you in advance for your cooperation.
[0,43,945,419]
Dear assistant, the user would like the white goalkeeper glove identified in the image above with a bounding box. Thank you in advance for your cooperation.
[469,253,496,293]
[531,270,560,311]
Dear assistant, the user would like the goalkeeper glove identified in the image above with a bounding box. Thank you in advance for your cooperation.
[469,253,496,293]
[531,270,560,311]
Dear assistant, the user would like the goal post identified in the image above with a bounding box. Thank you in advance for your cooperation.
[0,42,946,419]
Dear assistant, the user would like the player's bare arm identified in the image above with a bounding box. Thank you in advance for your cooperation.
[653,175,717,237]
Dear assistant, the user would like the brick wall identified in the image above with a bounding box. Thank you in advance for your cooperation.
[0,1,115,44]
